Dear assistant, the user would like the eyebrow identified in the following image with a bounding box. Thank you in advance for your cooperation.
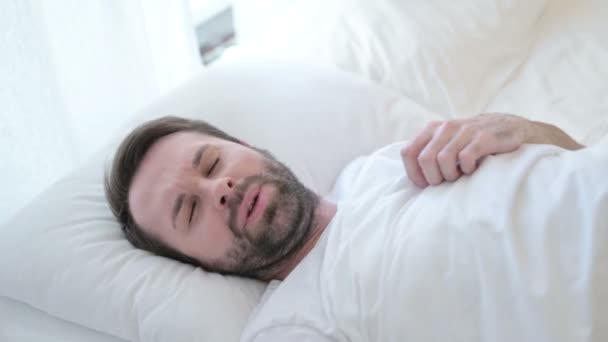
[172,145,207,229]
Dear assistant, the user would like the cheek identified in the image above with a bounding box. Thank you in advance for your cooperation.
[191,215,234,262]
[226,151,267,178]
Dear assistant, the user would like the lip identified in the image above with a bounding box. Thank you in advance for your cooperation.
[247,186,267,228]
[238,185,260,233]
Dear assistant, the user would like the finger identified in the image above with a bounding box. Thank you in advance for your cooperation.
[401,122,439,187]
[418,122,460,185]
[437,128,473,181]
[418,121,461,185]
[401,142,431,188]
[457,134,490,174]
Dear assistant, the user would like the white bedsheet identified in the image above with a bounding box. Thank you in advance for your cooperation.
[325,140,608,341]
[243,138,608,341]
[485,0,608,145]
[0,296,126,342]
[234,0,608,143]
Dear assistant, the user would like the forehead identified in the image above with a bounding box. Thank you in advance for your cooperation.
[150,130,224,155]
[135,130,226,180]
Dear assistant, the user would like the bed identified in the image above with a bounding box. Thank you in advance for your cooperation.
[1,0,607,341]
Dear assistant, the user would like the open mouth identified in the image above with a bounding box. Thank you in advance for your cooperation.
[247,192,259,218]
[239,185,261,233]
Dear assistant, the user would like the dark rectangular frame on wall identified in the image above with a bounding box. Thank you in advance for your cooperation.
[195,6,235,65]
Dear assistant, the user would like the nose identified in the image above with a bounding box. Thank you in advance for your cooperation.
[206,176,235,210]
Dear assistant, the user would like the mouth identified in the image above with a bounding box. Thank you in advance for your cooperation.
[239,185,261,233]
[247,192,259,218]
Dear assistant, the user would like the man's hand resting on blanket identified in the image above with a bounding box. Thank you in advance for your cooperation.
[401,113,585,188]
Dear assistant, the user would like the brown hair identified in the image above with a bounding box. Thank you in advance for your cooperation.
[104,116,242,267]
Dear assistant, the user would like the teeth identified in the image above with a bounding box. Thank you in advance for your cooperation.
[248,202,254,213]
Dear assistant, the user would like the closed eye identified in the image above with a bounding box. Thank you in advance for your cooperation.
[188,201,196,224]
[207,157,220,176]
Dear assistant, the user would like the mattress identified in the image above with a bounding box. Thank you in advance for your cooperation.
[0,296,126,342]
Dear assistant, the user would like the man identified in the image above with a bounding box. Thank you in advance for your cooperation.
[105,113,606,341]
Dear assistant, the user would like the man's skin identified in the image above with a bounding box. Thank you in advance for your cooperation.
[128,113,584,281]
[400,113,584,187]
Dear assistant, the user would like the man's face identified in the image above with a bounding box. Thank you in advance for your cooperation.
[129,131,318,278]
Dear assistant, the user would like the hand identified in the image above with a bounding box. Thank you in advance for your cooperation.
[401,113,529,188]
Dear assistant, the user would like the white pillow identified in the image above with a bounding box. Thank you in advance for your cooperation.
[0,59,439,342]
[234,0,548,116]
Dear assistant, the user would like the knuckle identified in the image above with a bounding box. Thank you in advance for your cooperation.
[401,145,416,158]
[467,140,483,154]
[436,150,452,164]
[440,120,459,132]
[425,120,442,131]
[458,150,475,166]
[417,152,434,166]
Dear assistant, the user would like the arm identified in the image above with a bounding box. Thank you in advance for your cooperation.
[400,113,584,188]
[524,119,585,151]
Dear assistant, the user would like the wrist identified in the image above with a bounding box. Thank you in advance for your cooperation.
[523,119,584,150]
[522,119,546,145]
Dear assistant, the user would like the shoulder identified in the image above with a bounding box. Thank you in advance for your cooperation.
[333,141,414,200]
[241,242,336,341]
[240,279,335,342]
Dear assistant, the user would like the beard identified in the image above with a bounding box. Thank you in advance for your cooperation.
[202,153,319,279]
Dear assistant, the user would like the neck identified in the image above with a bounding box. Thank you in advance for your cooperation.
[265,198,336,281]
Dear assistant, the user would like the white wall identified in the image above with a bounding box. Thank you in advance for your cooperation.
[1,0,201,222]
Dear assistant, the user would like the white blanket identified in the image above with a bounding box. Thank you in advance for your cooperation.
[243,139,608,341]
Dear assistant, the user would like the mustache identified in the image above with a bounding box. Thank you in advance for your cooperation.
[226,173,271,237]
